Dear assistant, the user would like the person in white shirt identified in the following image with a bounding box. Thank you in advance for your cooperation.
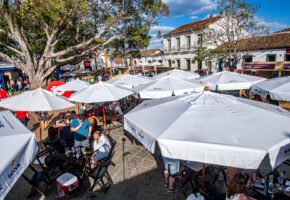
[114,102,123,115]
[92,131,111,162]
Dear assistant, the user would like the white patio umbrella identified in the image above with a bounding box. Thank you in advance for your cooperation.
[134,75,204,99]
[0,88,75,111]
[107,74,152,89]
[154,69,200,80]
[52,79,90,92]
[124,91,290,169]
[68,81,133,103]
[197,71,266,91]
[251,76,290,101]
[0,111,38,200]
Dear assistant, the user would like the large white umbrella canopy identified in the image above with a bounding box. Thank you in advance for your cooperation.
[124,92,290,169]
[134,75,204,99]
[154,69,200,80]
[0,111,38,200]
[197,71,266,90]
[68,81,133,103]
[251,76,290,101]
[107,74,152,89]
[0,88,75,111]
[52,79,90,92]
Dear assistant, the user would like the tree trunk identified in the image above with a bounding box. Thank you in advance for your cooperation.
[29,74,46,89]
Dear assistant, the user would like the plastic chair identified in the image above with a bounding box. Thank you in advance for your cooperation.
[88,151,115,192]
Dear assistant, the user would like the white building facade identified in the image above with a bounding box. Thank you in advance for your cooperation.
[162,16,222,72]
[132,49,164,66]
[236,28,290,78]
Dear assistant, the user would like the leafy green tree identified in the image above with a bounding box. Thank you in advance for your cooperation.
[204,0,268,70]
[0,0,168,87]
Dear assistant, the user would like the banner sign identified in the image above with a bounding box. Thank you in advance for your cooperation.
[144,66,154,70]
[283,64,290,70]
[134,66,142,70]
[244,64,275,69]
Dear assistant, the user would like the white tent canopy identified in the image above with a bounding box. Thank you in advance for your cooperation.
[107,74,152,89]
[0,88,75,111]
[134,75,204,99]
[154,69,200,80]
[251,76,290,101]
[0,111,38,200]
[124,92,290,169]
[52,79,90,92]
[68,81,133,103]
[197,71,266,90]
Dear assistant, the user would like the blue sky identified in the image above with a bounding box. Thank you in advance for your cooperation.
[148,0,290,49]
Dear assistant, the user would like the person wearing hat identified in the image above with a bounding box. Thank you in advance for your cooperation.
[70,113,92,148]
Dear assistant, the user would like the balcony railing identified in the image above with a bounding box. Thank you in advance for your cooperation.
[164,45,197,53]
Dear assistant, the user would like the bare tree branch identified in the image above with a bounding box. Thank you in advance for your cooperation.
[49,11,128,58]
[0,42,25,56]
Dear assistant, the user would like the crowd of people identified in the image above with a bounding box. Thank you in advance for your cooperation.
[41,100,125,166]
[0,78,30,100]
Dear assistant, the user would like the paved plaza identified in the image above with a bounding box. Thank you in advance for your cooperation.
[6,126,190,200]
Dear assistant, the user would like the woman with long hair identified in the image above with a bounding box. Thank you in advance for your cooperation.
[227,172,252,200]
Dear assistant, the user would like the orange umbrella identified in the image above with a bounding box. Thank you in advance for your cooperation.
[45,81,72,98]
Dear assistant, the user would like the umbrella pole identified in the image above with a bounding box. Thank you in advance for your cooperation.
[103,107,107,132]
[39,120,43,149]
[202,163,205,191]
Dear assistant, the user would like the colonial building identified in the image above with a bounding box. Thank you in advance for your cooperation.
[237,28,290,78]
[162,16,222,72]
[132,49,164,66]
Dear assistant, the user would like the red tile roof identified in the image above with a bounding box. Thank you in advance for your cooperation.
[232,32,290,50]
[164,16,221,37]
[139,49,163,57]
[275,27,290,33]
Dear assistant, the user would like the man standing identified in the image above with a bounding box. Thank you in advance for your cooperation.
[70,113,92,147]
[163,156,179,193]
[15,111,29,127]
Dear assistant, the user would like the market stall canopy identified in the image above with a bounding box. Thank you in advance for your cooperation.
[197,71,266,90]
[134,75,204,99]
[251,76,290,101]
[124,91,290,169]
[68,81,133,103]
[61,71,77,78]
[154,69,200,80]
[0,111,38,200]
[0,88,75,111]
[45,81,72,98]
[107,74,152,89]
[75,69,94,75]
[52,79,90,92]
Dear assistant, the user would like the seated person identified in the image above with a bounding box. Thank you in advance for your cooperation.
[227,172,255,200]
[97,104,105,117]
[92,131,111,162]
[44,127,64,153]
[113,102,123,115]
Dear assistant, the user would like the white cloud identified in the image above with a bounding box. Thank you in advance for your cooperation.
[190,15,199,20]
[255,16,289,32]
[150,25,175,32]
[148,25,175,49]
[148,37,163,49]
[163,0,216,17]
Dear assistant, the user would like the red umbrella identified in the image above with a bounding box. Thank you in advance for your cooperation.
[45,81,72,98]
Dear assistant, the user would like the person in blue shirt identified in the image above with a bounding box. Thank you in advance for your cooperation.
[70,113,92,148]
